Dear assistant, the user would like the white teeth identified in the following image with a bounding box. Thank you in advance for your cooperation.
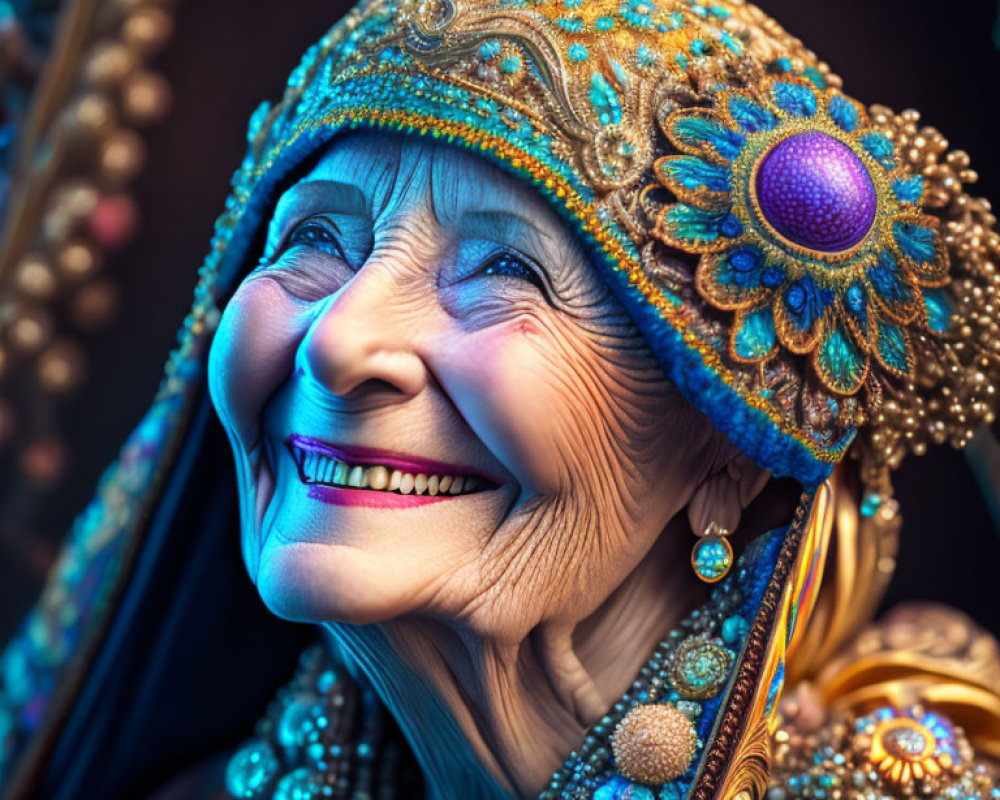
[369,466,389,490]
[292,446,487,497]
[347,466,364,488]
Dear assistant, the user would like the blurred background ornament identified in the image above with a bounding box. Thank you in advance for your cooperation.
[0,0,176,609]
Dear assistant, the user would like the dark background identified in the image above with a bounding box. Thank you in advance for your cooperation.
[2,0,1000,642]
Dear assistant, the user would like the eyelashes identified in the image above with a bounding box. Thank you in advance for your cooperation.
[260,215,555,305]
[281,218,348,261]
[474,251,550,299]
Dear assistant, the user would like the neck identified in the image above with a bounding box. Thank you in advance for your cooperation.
[325,520,703,799]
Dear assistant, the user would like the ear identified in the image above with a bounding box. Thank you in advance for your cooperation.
[686,434,770,535]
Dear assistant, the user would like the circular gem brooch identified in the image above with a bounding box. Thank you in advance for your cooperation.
[653,77,949,397]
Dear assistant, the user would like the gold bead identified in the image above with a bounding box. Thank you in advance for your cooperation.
[611,704,697,785]
[121,71,172,124]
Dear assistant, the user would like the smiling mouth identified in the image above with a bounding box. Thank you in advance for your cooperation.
[285,436,496,497]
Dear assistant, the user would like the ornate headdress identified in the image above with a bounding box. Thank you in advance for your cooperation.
[201,0,1000,487]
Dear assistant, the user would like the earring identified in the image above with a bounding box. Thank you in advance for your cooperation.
[691,522,733,583]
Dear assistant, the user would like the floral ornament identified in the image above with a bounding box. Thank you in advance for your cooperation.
[652,77,949,396]
[851,706,966,793]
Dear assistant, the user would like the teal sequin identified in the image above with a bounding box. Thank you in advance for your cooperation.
[718,31,742,53]
[635,44,658,67]
[556,14,584,31]
[479,40,502,60]
[568,43,589,61]
[500,54,522,74]
[589,71,622,125]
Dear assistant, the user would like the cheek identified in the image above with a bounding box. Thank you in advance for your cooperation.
[432,314,612,494]
[208,277,312,452]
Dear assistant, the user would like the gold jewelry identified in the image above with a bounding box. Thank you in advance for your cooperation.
[691,522,733,584]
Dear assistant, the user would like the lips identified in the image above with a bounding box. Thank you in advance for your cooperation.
[285,435,500,499]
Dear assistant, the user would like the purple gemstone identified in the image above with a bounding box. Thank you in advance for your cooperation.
[755,131,877,253]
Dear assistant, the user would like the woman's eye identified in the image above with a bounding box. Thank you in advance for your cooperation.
[476,252,548,295]
[284,219,346,259]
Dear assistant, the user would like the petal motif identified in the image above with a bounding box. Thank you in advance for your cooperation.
[695,246,771,309]
[892,215,949,286]
[922,287,953,333]
[826,93,866,133]
[860,132,896,170]
[866,250,919,324]
[773,274,833,354]
[654,155,731,208]
[589,71,622,125]
[814,320,869,395]
[841,281,876,351]
[770,81,818,118]
[874,321,914,377]
[731,304,778,362]
[654,204,743,252]
[891,175,924,205]
[664,109,745,163]
[726,95,779,133]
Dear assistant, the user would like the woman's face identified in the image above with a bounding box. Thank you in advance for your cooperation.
[208,132,715,638]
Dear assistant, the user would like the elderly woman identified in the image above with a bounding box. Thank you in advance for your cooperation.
[2,0,1000,798]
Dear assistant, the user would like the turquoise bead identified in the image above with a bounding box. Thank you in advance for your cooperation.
[860,492,881,517]
[595,775,656,800]
[722,615,749,644]
[225,739,280,798]
[273,767,324,800]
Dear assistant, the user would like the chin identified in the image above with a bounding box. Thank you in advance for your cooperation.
[253,533,428,625]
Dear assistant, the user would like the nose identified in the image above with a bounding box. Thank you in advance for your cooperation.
[297,265,429,407]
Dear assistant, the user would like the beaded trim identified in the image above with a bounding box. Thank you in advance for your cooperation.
[225,525,792,800]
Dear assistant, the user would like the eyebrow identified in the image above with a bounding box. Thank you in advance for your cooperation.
[457,208,556,259]
[275,179,369,218]
[266,179,370,255]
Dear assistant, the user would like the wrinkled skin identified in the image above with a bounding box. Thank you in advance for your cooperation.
[208,132,769,798]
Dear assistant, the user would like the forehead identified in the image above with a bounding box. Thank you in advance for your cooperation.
[282,130,557,224]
